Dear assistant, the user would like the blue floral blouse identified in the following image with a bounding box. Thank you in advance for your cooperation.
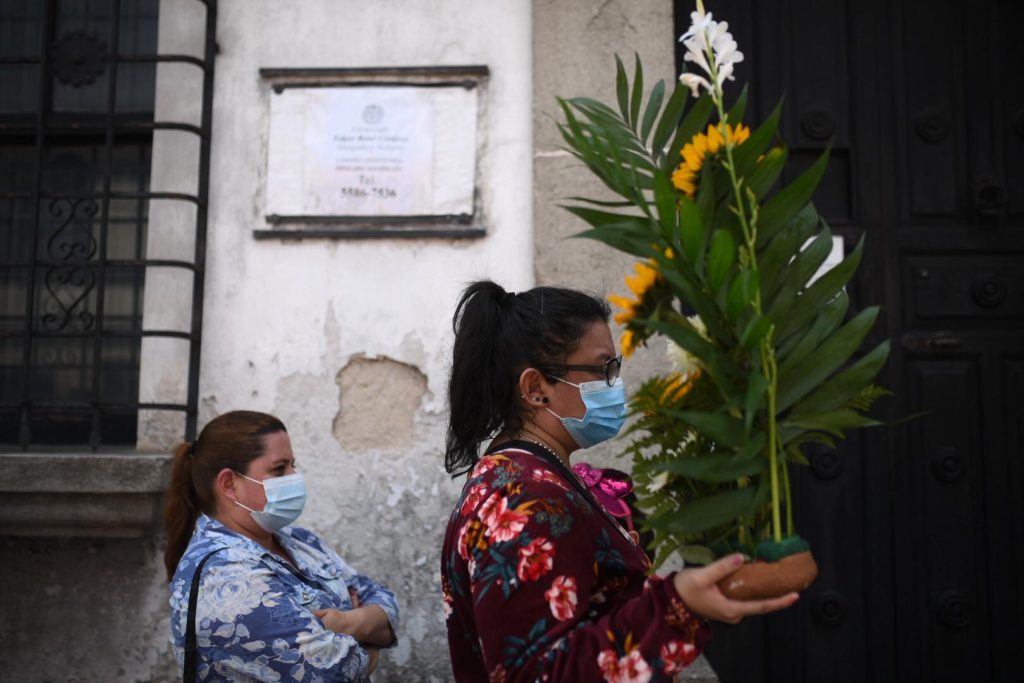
[169,514,400,682]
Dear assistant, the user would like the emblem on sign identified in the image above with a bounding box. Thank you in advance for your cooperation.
[362,104,384,125]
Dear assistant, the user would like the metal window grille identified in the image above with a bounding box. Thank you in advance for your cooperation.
[0,0,217,450]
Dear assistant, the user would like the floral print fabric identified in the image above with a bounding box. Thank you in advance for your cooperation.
[441,442,709,682]
[170,514,399,682]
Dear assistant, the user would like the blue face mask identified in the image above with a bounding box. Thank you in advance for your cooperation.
[233,471,306,532]
[547,376,627,449]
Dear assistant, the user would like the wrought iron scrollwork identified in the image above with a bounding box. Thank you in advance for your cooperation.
[40,198,98,332]
[47,198,98,260]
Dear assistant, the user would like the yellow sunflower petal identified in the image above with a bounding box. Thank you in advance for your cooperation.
[706,124,724,153]
[621,330,636,358]
[607,293,635,310]
[681,144,704,171]
[614,310,635,325]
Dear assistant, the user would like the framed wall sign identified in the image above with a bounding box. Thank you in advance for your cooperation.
[258,66,488,239]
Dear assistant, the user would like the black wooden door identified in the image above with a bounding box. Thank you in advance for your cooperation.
[674,1,1024,681]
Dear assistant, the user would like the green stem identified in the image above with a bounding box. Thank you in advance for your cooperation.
[761,339,782,542]
[703,25,785,543]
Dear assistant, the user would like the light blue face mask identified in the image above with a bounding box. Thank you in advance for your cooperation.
[547,376,627,449]
[233,471,306,532]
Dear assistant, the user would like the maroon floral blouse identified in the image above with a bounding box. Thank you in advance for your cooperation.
[441,441,710,682]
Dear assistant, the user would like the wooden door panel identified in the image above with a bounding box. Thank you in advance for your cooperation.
[678,2,1020,680]
[894,0,970,223]
[898,357,989,681]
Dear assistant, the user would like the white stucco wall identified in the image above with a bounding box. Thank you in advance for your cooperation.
[1,2,533,682]
[1,2,722,681]
[193,1,533,679]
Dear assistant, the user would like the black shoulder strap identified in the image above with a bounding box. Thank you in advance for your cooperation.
[184,548,223,683]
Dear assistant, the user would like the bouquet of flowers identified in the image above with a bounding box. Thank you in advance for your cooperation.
[558,0,889,598]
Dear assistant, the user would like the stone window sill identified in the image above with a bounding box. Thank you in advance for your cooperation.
[0,452,171,538]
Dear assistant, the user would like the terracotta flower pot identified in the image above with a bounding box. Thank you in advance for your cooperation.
[717,550,819,601]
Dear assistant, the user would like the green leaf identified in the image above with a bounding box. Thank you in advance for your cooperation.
[563,196,637,208]
[662,95,714,176]
[774,235,865,343]
[663,409,746,448]
[630,53,644,129]
[776,306,880,411]
[574,225,654,258]
[782,409,882,435]
[726,270,758,321]
[740,315,773,349]
[654,173,677,241]
[726,84,749,125]
[678,195,704,264]
[651,83,688,162]
[641,449,767,483]
[707,229,736,293]
[615,55,629,122]
[652,267,735,345]
[791,226,834,291]
[647,486,761,536]
[778,290,851,374]
[681,545,716,566]
[746,146,788,199]
[743,371,769,434]
[640,319,721,369]
[567,97,624,124]
[777,289,849,372]
[759,204,820,301]
[733,100,783,175]
[640,79,666,145]
[757,147,831,246]
[791,340,891,415]
[562,205,647,229]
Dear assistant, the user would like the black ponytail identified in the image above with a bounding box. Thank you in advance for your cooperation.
[445,280,610,475]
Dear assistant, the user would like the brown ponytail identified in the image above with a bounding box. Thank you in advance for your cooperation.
[162,410,287,580]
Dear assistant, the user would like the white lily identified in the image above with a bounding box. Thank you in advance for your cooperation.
[679,72,712,98]
[677,4,744,100]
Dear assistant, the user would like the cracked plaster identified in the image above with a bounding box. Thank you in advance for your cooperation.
[332,356,429,454]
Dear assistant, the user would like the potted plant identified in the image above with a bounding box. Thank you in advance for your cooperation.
[557,0,890,599]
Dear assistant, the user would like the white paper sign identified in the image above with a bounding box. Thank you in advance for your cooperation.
[265,85,478,219]
[303,88,433,215]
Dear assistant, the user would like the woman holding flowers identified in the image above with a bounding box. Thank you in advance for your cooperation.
[440,281,797,682]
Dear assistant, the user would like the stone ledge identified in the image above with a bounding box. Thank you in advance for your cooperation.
[0,452,171,538]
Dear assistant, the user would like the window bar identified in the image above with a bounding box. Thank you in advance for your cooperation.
[88,0,123,451]
[18,1,55,450]
[184,0,217,441]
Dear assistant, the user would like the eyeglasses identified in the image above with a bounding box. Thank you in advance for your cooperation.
[538,356,622,387]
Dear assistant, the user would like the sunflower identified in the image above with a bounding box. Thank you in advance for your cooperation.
[671,122,751,197]
[609,260,659,327]
[610,250,680,357]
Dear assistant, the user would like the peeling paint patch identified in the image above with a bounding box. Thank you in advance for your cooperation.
[333,356,427,453]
